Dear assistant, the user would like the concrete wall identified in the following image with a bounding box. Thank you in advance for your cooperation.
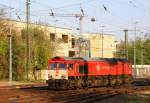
[28,70,49,80]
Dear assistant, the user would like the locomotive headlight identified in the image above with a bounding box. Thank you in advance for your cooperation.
[61,75,66,79]
[49,75,53,79]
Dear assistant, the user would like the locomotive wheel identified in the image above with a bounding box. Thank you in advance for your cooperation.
[108,76,116,87]
[87,80,92,87]
[68,80,75,89]
[124,75,132,86]
[76,79,84,89]
[103,76,109,86]
[120,75,132,87]
[55,81,59,89]
[116,76,122,86]
[82,80,89,90]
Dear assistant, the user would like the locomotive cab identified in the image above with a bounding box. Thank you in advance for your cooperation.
[48,62,68,80]
[47,56,89,89]
[47,57,70,89]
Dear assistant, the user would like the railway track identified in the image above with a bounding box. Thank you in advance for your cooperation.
[8,89,120,103]
[6,79,150,103]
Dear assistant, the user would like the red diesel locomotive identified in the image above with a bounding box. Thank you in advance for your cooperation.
[46,56,132,89]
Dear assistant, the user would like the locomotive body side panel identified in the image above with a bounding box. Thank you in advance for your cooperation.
[88,61,110,76]
[123,63,132,75]
[109,64,117,75]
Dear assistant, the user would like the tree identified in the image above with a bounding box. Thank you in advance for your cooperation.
[0,9,9,79]
[115,40,125,58]
[115,36,150,65]
[11,31,26,80]
[21,26,52,80]
[143,37,150,64]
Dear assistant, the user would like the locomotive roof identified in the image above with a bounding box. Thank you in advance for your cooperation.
[52,56,128,63]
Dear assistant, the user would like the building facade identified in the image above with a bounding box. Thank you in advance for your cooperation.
[7,20,116,58]
[82,33,116,58]
[8,20,76,57]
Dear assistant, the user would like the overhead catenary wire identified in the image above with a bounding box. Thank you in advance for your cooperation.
[129,0,150,12]
[114,0,150,14]
[2,6,81,29]
[0,1,149,38]
[30,0,98,14]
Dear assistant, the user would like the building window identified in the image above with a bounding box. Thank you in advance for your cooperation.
[62,34,68,43]
[72,38,75,48]
[69,51,75,57]
[50,33,55,41]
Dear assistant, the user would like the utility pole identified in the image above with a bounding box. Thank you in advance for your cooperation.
[141,32,144,69]
[90,17,95,58]
[79,16,83,57]
[124,29,128,59]
[54,20,57,36]
[8,24,12,86]
[54,19,58,41]
[8,8,14,86]
[100,25,105,58]
[134,22,138,77]
[26,0,30,80]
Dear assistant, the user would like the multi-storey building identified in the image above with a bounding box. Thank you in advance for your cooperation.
[5,20,116,58]
[7,20,76,57]
[82,33,117,58]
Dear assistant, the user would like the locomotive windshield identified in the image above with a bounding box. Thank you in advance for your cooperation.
[59,63,66,70]
[49,63,67,70]
[50,63,57,70]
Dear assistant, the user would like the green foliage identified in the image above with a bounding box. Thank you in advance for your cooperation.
[143,38,150,64]
[115,40,125,58]
[0,21,52,80]
[116,36,150,64]
[0,38,9,79]
[12,31,26,80]
[0,38,8,55]
[0,19,9,79]
[21,27,51,71]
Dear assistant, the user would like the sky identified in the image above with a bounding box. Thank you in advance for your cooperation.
[0,0,150,41]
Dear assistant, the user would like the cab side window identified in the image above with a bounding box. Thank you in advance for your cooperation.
[78,64,88,74]
[68,64,74,70]
[79,65,84,74]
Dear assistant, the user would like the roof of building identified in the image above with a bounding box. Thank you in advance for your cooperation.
[83,32,115,36]
[1,19,72,30]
